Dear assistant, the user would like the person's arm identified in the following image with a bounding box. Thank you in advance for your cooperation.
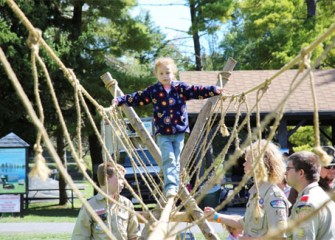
[71,207,92,240]
[116,87,152,107]
[180,82,223,100]
[127,202,141,240]
[204,207,243,230]
[290,204,319,240]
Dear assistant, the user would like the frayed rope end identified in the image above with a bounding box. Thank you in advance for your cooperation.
[29,144,51,181]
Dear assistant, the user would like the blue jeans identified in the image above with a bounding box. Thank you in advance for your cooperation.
[157,133,185,194]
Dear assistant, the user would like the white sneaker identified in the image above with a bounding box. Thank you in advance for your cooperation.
[165,189,177,198]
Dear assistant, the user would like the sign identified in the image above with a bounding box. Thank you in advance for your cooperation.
[0,194,20,212]
[0,148,27,194]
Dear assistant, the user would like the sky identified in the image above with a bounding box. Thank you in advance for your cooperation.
[133,1,222,58]
[135,0,191,39]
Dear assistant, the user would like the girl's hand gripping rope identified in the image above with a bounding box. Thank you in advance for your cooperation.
[111,99,118,110]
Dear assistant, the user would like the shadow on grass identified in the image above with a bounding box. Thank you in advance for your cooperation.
[24,203,79,218]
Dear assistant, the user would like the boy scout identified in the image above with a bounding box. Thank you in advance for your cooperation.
[286,151,335,239]
[72,163,140,240]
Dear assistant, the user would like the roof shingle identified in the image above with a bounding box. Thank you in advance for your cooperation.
[180,69,335,115]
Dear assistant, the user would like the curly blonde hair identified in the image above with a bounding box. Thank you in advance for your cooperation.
[245,139,286,184]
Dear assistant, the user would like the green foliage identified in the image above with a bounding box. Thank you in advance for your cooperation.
[219,0,335,69]
[289,126,315,148]
[288,126,332,152]
[0,0,169,143]
[189,0,235,34]
[293,144,313,153]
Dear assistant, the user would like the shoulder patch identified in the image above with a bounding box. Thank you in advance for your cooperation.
[300,195,309,202]
[295,205,313,219]
[95,208,106,215]
[270,200,286,208]
[259,198,265,207]
[95,208,107,221]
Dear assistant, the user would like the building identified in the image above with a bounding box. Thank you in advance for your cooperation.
[180,69,335,150]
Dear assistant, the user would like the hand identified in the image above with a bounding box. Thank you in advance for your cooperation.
[204,206,215,220]
[111,99,118,108]
[216,87,224,94]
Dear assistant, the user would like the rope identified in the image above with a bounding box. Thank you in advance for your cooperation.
[27,29,51,180]
[3,0,335,237]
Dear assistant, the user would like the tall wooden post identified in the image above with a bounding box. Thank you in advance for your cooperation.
[100,57,237,239]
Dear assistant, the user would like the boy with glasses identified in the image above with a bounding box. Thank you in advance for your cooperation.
[286,151,335,239]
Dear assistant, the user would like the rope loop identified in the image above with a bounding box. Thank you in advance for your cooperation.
[67,68,80,87]
[219,94,227,101]
[239,93,246,103]
[105,78,117,90]
[26,28,42,54]
[261,78,271,92]
[299,47,311,72]
[217,71,231,81]
[33,143,43,154]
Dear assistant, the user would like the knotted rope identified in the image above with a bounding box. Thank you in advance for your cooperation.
[27,28,51,180]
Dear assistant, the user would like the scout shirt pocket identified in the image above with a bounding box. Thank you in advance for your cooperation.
[245,197,266,235]
[291,204,313,239]
[92,209,109,235]
[117,209,129,233]
[250,199,265,234]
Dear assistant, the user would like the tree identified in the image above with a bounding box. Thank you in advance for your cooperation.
[289,126,332,152]
[188,0,235,70]
[0,0,167,201]
[219,0,335,70]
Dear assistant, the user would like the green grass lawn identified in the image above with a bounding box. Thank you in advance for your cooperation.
[1,233,71,240]
[0,183,26,194]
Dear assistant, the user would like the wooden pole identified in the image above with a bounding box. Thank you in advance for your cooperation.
[147,197,175,240]
[100,73,162,166]
[180,57,237,170]
[100,59,237,239]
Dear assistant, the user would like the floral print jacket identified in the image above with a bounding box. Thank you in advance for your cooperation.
[117,80,219,135]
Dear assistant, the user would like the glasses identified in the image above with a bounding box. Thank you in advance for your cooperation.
[324,165,335,170]
[286,167,295,172]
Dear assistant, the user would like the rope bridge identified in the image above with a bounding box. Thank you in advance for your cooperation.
[1,0,335,239]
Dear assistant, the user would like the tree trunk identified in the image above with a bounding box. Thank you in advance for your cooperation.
[89,132,103,194]
[306,0,317,18]
[57,126,68,205]
[189,0,202,71]
[71,0,83,40]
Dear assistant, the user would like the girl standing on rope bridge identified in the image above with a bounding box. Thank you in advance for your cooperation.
[113,57,224,198]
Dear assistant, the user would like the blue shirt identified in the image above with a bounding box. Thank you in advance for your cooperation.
[117,80,219,135]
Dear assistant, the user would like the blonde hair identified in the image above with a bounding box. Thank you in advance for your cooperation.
[154,57,178,76]
[225,224,243,237]
[245,139,286,184]
[97,162,125,187]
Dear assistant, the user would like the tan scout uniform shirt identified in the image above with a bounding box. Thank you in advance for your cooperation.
[288,182,335,240]
[72,193,140,240]
[239,182,289,238]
